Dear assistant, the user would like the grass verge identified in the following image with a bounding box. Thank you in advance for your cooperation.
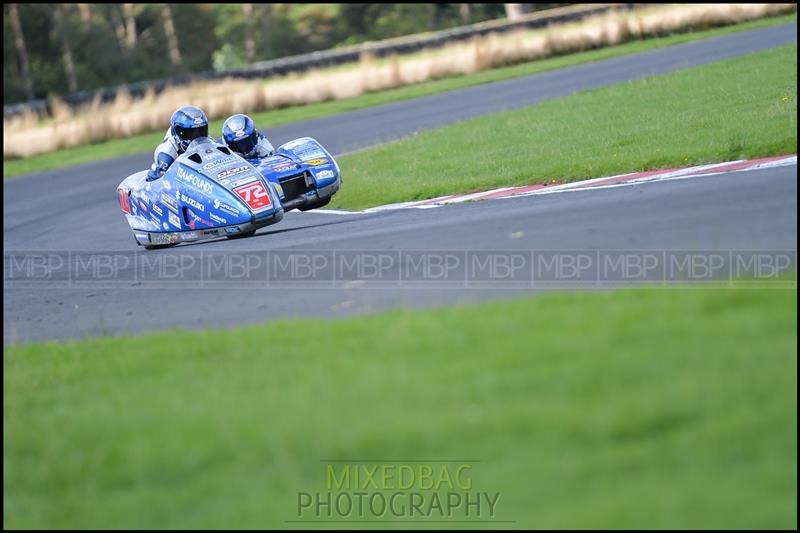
[3,284,797,528]
[331,43,797,210]
[3,13,795,179]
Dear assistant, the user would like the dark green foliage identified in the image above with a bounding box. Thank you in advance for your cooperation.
[3,3,517,105]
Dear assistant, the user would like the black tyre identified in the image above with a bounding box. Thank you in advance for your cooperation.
[298,197,331,212]
[226,230,257,240]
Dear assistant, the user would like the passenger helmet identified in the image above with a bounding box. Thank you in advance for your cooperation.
[170,105,209,152]
[222,114,260,158]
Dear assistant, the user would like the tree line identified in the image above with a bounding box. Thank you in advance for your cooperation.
[3,3,568,106]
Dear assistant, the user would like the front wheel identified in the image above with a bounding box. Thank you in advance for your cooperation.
[226,230,257,240]
[298,197,331,212]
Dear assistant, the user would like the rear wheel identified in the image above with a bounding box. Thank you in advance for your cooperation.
[298,197,331,212]
[226,230,257,240]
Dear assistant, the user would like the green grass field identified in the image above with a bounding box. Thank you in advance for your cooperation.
[3,13,795,179]
[4,285,797,529]
[4,18,798,528]
[330,43,797,210]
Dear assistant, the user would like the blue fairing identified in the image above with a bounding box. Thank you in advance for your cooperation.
[248,137,340,203]
[117,137,281,235]
[117,136,339,248]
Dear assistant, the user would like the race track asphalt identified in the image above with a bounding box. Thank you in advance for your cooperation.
[3,23,797,344]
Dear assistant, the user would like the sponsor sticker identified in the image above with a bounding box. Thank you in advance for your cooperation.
[161,193,179,213]
[168,212,181,229]
[151,232,180,245]
[177,166,214,195]
[224,226,241,235]
[217,165,250,180]
[181,193,205,212]
[306,158,328,166]
[185,208,214,229]
[162,180,172,190]
[138,200,148,213]
[269,161,297,172]
[284,139,324,158]
[316,169,335,180]
[118,188,131,214]
[297,147,326,161]
[213,199,241,216]
[234,181,272,212]
[151,203,164,217]
[209,212,227,225]
[203,157,239,170]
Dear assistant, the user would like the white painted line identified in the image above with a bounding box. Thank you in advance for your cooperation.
[438,187,519,204]
[509,156,797,197]
[300,155,797,214]
[626,161,745,183]
[298,208,364,216]
[363,194,455,212]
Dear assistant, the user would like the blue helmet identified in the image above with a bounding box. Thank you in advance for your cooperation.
[170,105,209,152]
[222,114,260,157]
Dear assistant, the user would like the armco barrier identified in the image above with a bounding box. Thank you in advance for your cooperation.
[4,3,636,119]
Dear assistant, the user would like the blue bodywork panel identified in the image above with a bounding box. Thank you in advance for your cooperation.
[249,137,340,204]
[117,136,341,248]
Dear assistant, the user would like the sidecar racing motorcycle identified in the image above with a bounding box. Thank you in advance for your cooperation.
[116,136,341,249]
